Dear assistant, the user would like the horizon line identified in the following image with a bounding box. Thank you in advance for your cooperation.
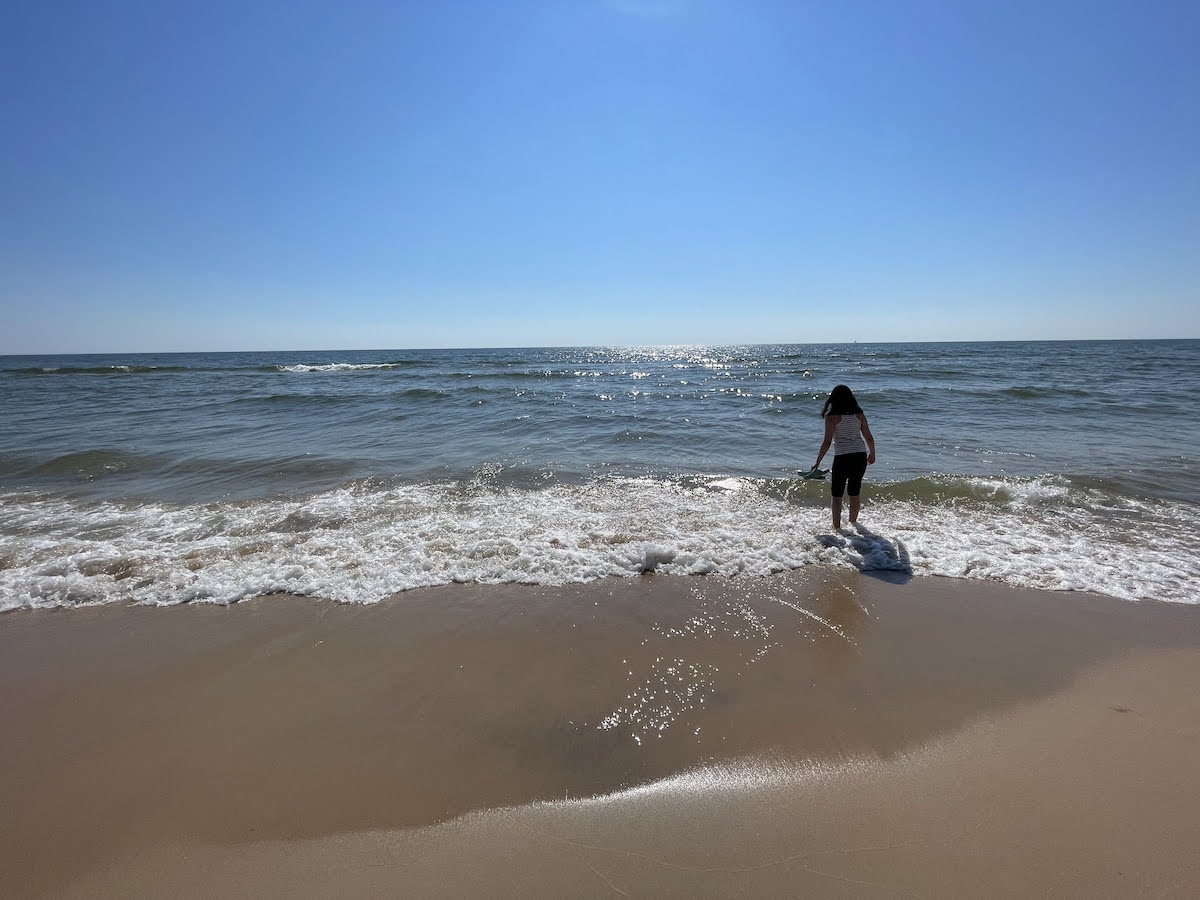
[2,336,1197,357]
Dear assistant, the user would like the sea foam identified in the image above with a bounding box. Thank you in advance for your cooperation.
[1,473,1196,611]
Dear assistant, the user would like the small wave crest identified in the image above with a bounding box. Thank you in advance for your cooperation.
[229,392,358,407]
[29,449,155,479]
[1000,386,1093,399]
[10,365,189,376]
[271,362,412,373]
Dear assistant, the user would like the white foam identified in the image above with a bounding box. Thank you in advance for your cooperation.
[1,474,1197,611]
[276,363,405,373]
[873,496,1200,603]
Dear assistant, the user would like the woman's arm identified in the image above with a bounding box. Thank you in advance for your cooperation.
[860,414,876,465]
[814,415,837,469]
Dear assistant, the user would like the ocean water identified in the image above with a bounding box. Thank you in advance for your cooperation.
[1,341,1198,610]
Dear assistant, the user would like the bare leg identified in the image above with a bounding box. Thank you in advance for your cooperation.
[831,497,842,530]
[848,496,860,525]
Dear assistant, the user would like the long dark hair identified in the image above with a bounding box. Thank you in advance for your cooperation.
[821,384,862,418]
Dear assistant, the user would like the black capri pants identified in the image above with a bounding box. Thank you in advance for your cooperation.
[831,452,868,498]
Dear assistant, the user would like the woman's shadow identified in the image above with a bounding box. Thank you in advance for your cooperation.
[818,523,913,584]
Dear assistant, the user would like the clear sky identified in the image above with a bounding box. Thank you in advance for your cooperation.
[2,0,1197,353]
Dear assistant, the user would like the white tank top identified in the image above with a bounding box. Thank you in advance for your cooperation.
[832,414,867,455]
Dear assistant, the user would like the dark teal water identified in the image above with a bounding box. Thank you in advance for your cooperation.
[2,341,1197,608]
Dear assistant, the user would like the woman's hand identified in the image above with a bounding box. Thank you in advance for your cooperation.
[860,416,876,466]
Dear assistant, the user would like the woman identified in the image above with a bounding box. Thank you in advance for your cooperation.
[812,384,876,530]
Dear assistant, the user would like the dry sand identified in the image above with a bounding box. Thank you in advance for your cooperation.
[2,568,1198,897]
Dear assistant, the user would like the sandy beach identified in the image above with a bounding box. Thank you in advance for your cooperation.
[3,568,1199,897]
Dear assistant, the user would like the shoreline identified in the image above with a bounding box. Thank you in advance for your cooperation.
[3,568,1199,896]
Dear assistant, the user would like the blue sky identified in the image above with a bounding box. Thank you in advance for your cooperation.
[2,0,1197,353]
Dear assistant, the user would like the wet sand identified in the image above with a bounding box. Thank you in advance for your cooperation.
[2,568,1199,897]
